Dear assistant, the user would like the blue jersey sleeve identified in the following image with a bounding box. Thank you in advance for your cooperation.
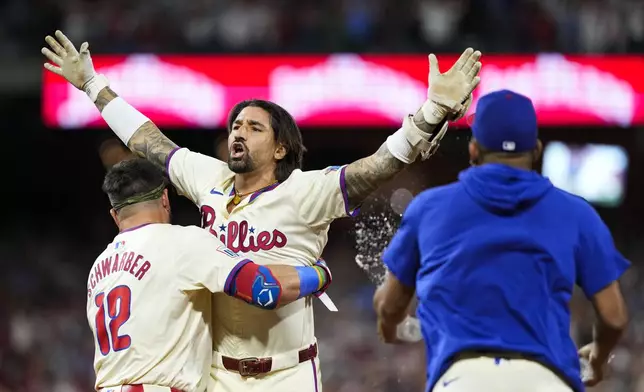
[382,195,425,288]
[575,205,630,298]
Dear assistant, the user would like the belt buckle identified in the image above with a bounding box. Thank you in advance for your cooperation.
[238,357,261,377]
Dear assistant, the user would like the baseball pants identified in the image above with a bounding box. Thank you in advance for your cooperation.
[209,356,322,392]
[432,357,574,392]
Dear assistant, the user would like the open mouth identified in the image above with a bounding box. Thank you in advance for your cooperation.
[231,142,246,159]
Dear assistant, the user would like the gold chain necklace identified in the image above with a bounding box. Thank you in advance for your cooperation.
[231,181,278,205]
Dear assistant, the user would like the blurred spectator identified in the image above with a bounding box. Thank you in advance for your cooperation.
[213,0,278,50]
[624,0,644,52]
[4,0,643,55]
[578,0,623,53]
[417,0,465,51]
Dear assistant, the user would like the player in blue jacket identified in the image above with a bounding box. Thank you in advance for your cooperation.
[373,90,629,392]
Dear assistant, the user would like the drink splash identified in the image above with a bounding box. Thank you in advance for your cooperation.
[353,189,422,342]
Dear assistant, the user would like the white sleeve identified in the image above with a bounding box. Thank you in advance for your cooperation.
[177,228,250,293]
[165,148,230,204]
[291,166,359,229]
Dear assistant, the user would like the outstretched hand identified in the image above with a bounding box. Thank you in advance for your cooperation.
[41,30,97,90]
[423,48,482,124]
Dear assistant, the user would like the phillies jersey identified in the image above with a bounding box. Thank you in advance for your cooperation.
[166,147,357,358]
[86,223,246,391]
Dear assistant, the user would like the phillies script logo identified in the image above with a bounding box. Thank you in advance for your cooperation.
[200,205,287,253]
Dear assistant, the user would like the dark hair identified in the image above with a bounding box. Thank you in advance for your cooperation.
[227,99,306,182]
[102,158,167,211]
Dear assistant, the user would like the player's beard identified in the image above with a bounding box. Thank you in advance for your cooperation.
[228,152,255,173]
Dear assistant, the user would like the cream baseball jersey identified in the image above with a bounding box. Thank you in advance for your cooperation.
[166,147,357,357]
[86,223,246,391]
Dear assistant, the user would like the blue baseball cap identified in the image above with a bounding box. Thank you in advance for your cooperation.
[468,90,538,153]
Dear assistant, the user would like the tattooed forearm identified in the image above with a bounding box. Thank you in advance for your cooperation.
[93,87,178,172]
[127,123,179,171]
[95,87,119,112]
[342,110,444,208]
[344,143,407,209]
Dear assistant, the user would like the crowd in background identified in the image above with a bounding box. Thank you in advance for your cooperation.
[1,0,644,55]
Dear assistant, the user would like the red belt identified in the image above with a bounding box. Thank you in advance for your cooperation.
[121,385,183,392]
[221,343,318,377]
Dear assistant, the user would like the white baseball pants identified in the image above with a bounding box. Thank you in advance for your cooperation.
[432,357,574,392]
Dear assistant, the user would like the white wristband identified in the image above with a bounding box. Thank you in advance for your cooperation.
[386,115,439,164]
[421,100,450,125]
[83,74,110,102]
[101,97,151,145]
[386,132,418,164]
[386,116,421,164]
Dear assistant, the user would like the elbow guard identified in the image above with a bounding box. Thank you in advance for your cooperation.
[224,260,282,310]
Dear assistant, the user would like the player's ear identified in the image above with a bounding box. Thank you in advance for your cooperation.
[468,140,480,166]
[274,144,287,161]
[533,139,543,163]
[109,208,120,229]
[161,189,170,210]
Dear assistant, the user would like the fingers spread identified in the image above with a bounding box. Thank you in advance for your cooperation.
[45,35,66,57]
[462,50,482,76]
[453,47,474,71]
[41,47,63,66]
[55,30,78,55]
[44,62,63,76]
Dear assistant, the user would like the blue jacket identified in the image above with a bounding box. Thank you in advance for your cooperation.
[382,164,629,392]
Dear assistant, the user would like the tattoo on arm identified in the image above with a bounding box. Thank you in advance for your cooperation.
[95,87,119,112]
[127,123,179,171]
[344,143,407,209]
[93,87,179,172]
[343,109,443,208]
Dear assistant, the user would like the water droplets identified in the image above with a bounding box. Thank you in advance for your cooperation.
[353,197,402,286]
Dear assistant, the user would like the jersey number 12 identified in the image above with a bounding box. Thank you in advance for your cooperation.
[94,285,132,355]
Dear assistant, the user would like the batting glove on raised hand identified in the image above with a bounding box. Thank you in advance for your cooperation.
[41,30,109,102]
[422,48,482,124]
[312,259,332,297]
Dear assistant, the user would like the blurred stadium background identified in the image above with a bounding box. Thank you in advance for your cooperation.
[1,0,644,391]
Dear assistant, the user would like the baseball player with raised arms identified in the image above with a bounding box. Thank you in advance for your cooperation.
[89,158,332,392]
[43,30,481,391]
